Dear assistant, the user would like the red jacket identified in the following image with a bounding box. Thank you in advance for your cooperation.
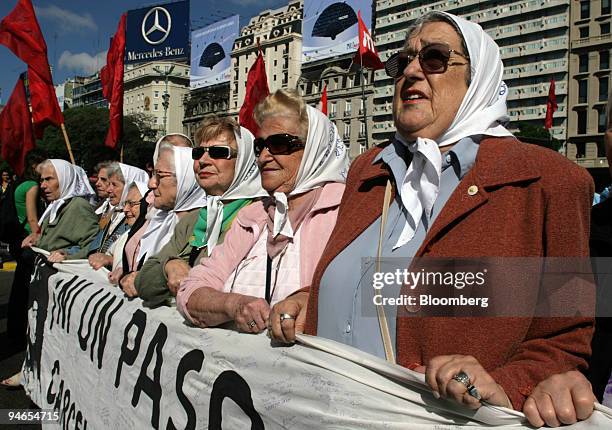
[304,136,595,410]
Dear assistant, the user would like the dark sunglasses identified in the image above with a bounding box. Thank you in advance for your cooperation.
[385,43,469,79]
[192,145,237,160]
[253,134,306,157]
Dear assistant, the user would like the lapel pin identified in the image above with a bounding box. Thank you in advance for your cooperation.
[467,185,478,196]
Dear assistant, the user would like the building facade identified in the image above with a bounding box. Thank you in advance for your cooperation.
[566,0,611,177]
[72,73,107,109]
[373,0,571,144]
[182,83,231,139]
[229,0,303,114]
[123,61,190,138]
[299,55,376,159]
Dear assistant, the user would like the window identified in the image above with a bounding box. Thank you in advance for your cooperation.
[580,1,590,19]
[599,76,609,101]
[153,103,159,111]
[603,0,611,15]
[345,101,351,116]
[578,79,588,103]
[599,108,607,133]
[601,51,610,70]
[579,54,589,73]
[577,110,587,134]
[579,26,589,38]
[359,99,365,115]
[359,121,366,137]
[343,122,350,140]
[602,23,611,35]
[154,90,159,98]
[330,101,337,118]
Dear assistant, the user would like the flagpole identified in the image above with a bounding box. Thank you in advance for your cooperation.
[120,142,124,163]
[60,123,76,164]
[360,52,370,150]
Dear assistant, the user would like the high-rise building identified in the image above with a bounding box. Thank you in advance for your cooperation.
[373,0,571,144]
[72,73,107,109]
[298,55,376,159]
[123,61,190,138]
[229,1,303,115]
[566,0,611,178]
[182,83,231,139]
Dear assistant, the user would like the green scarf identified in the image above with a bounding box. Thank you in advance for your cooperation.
[190,198,251,248]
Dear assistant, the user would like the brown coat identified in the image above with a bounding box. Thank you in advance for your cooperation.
[304,136,595,410]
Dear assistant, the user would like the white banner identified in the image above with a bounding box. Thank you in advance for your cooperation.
[22,259,612,429]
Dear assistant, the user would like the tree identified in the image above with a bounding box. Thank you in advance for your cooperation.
[37,107,157,173]
[514,122,562,152]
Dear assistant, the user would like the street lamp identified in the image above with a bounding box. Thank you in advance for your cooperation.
[153,64,176,135]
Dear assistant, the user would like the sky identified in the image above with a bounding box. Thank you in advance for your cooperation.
[0,0,288,104]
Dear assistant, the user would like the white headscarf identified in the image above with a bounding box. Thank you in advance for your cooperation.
[39,159,95,225]
[130,180,149,199]
[152,132,193,164]
[116,163,149,208]
[272,105,350,238]
[394,11,514,249]
[206,126,268,254]
[138,146,207,261]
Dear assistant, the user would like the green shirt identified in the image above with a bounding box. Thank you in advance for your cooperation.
[38,197,99,259]
[14,180,37,233]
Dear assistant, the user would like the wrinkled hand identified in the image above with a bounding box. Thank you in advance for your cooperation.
[47,250,67,263]
[229,295,270,333]
[108,267,123,285]
[269,291,309,344]
[120,272,139,297]
[523,371,595,428]
[165,259,190,296]
[21,232,39,248]
[88,253,113,270]
[415,355,511,409]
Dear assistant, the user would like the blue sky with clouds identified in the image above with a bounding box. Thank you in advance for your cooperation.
[0,0,288,103]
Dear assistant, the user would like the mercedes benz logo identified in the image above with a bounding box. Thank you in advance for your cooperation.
[141,7,172,45]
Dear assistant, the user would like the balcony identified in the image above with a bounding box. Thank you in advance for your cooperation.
[377,0,408,12]
[571,33,612,49]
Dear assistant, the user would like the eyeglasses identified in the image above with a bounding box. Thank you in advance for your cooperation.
[192,145,237,160]
[384,43,469,79]
[152,169,176,182]
[253,134,306,157]
[124,200,141,208]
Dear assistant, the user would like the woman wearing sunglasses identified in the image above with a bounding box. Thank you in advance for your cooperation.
[270,11,596,427]
[132,117,265,307]
[176,89,349,334]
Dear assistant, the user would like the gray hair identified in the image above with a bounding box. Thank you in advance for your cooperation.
[405,12,471,85]
[94,160,113,174]
[106,162,125,183]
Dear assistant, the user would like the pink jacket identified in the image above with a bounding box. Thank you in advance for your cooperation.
[177,182,345,324]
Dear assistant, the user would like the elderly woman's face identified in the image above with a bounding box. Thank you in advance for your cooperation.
[122,187,142,226]
[257,115,304,194]
[39,164,61,202]
[150,150,177,210]
[193,131,237,196]
[107,174,125,206]
[393,21,469,142]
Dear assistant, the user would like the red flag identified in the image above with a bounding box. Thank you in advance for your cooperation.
[101,13,126,149]
[319,84,328,116]
[353,10,384,70]
[0,0,63,137]
[545,79,557,129]
[239,50,270,136]
[0,77,35,175]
